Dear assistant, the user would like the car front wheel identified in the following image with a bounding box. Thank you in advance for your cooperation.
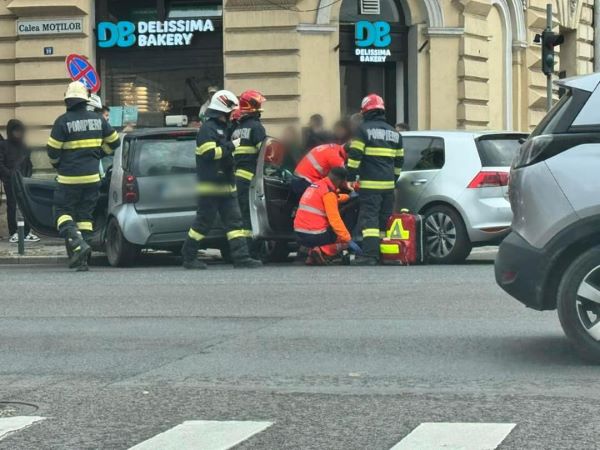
[423,205,472,264]
[558,247,600,364]
[105,217,140,267]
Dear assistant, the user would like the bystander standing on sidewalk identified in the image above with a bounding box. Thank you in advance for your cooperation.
[0,119,39,243]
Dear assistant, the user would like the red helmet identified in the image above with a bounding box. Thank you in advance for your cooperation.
[239,90,266,114]
[230,106,242,122]
[361,94,385,113]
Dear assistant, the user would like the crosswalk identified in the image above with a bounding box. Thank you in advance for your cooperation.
[0,416,516,449]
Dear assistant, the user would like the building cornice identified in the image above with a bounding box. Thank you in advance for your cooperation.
[425,27,465,37]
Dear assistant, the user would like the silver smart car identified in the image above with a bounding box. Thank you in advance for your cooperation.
[396,131,527,263]
[496,72,600,363]
[13,128,294,266]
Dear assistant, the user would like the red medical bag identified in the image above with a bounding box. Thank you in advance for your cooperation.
[380,210,425,265]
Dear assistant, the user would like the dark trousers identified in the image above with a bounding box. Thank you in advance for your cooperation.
[53,182,99,239]
[357,190,395,259]
[2,179,30,236]
[183,194,251,262]
[296,229,337,248]
[236,178,252,233]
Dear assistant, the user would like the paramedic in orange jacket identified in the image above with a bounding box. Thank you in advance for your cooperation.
[292,143,347,197]
[293,167,356,265]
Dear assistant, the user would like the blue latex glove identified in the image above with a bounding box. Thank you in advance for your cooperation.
[348,240,363,255]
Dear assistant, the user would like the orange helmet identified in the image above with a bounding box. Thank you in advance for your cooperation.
[361,94,385,113]
[239,90,266,114]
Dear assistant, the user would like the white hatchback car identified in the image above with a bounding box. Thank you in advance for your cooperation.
[395,131,527,263]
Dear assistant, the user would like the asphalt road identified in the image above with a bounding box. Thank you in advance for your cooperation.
[0,253,598,449]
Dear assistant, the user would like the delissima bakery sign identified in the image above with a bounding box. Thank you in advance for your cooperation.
[17,18,84,36]
[97,19,215,48]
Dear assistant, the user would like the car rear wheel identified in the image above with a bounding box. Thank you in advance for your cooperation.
[423,205,472,264]
[558,247,600,364]
[106,217,140,267]
[259,240,290,263]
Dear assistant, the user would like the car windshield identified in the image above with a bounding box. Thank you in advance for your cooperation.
[476,137,524,167]
[134,138,196,177]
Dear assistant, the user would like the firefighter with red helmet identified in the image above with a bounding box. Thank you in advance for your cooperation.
[347,94,404,265]
[230,90,267,256]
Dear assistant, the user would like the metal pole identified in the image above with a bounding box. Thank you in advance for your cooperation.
[17,217,24,255]
[595,0,600,72]
[546,3,553,111]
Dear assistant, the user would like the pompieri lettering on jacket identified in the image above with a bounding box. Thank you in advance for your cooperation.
[366,128,400,143]
[66,119,103,133]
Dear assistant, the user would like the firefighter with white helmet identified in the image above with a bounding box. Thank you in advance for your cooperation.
[181,89,262,269]
[47,81,120,271]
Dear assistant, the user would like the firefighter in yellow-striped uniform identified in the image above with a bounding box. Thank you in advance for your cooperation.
[346,94,404,265]
[47,81,120,271]
[181,89,262,270]
[230,90,267,257]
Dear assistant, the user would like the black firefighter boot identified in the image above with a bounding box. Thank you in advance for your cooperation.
[64,227,91,270]
[229,238,262,269]
[181,237,207,270]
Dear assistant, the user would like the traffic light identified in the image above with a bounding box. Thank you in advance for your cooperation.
[534,29,564,76]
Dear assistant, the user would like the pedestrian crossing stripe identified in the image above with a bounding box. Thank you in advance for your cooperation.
[0,418,517,449]
[390,422,516,450]
[0,416,45,442]
[129,420,273,450]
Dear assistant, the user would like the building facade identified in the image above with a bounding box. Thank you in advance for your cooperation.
[0,0,595,173]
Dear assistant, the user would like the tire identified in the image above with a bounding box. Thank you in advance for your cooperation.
[423,205,472,264]
[259,240,290,263]
[105,217,140,267]
[557,247,600,364]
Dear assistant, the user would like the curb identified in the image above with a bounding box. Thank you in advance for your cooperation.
[0,255,68,265]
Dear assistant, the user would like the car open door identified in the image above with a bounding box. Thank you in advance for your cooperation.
[250,137,295,241]
[12,172,59,237]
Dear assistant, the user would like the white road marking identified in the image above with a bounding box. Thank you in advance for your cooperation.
[129,420,273,450]
[390,422,516,450]
[0,416,45,441]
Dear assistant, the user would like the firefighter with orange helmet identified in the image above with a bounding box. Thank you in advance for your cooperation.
[230,90,267,256]
[347,94,404,265]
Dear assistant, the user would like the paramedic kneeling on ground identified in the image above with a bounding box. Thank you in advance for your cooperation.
[294,167,360,265]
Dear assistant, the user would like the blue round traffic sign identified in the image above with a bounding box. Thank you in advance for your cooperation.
[66,54,101,93]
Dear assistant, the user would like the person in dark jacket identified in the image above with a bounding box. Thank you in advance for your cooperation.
[47,81,121,271]
[347,94,404,265]
[304,114,333,151]
[0,119,39,243]
[181,89,262,270]
[230,89,267,258]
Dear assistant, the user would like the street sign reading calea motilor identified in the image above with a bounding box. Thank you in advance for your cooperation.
[17,18,84,36]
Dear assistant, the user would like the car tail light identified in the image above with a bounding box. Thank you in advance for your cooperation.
[467,171,509,188]
[123,173,139,203]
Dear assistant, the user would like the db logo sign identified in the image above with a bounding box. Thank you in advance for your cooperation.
[97,21,136,48]
[355,21,391,48]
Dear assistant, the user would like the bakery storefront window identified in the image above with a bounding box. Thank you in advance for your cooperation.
[96,0,223,128]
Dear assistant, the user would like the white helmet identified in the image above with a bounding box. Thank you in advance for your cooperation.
[87,94,102,111]
[208,89,239,114]
[65,81,89,101]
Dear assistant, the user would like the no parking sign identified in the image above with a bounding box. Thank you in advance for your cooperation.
[65,54,101,93]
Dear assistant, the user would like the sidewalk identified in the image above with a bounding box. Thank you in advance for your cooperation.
[0,235,67,264]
